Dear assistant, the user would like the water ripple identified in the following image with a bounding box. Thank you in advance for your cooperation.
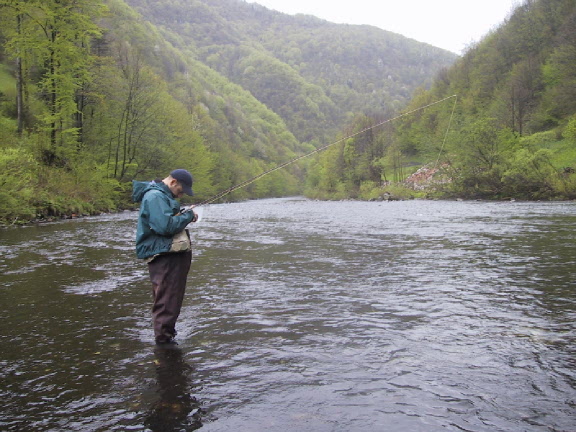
[1,199,575,431]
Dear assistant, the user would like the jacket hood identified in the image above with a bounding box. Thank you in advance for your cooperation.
[132,180,166,203]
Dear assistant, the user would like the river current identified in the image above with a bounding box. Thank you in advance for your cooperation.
[1,197,575,431]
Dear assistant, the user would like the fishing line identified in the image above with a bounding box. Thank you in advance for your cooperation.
[184,94,457,211]
[434,94,458,170]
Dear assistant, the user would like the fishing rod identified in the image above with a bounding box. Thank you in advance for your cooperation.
[182,94,457,213]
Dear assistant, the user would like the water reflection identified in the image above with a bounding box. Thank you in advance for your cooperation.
[145,347,203,431]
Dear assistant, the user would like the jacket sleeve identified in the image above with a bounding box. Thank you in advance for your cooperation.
[145,191,194,237]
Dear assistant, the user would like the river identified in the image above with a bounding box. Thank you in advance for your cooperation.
[1,197,575,431]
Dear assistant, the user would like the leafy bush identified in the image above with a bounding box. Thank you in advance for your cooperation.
[32,164,121,217]
[0,147,39,223]
[501,149,557,199]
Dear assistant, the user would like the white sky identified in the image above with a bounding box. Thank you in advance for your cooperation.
[247,0,522,54]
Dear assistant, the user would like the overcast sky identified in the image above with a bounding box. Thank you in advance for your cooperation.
[247,0,522,54]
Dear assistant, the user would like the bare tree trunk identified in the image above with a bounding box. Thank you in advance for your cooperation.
[49,29,58,150]
[16,14,24,135]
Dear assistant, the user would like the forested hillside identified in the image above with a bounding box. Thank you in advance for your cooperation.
[7,0,571,223]
[0,0,455,223]
[125,0,456,144]
[306,0,576,201]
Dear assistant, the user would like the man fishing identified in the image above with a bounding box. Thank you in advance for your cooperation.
[132,169,198,345]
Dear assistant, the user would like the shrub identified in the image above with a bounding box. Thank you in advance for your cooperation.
[0,147,39,224]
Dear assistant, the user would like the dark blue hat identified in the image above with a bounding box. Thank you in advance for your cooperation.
[170,169,194,196]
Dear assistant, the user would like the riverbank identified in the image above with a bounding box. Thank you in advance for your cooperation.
[1,208,138,227]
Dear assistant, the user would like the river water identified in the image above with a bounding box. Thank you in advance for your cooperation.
[1,197,575,431]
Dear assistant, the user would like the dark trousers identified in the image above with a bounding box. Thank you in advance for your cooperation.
[147,251,192,342]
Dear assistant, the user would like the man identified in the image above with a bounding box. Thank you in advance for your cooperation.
[132,169,198,345]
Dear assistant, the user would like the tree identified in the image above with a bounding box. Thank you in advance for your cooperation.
[504,57,542,135]
[0,0,106,164]
[445,119,520,197]
[0,1,36,134]
[542,9,576,120]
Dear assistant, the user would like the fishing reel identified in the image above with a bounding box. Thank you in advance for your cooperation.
[180,206,200,222]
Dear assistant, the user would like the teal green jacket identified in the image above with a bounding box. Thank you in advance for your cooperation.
[132,180,194,259]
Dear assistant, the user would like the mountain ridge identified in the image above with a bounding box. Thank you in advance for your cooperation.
[124,0,458,143]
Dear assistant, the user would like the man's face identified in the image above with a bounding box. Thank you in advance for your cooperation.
[168,179,185,199]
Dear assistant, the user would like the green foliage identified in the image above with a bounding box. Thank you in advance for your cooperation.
[0,64,15,117]
[2,0,575,226]
[333,0,576,202]
[305,111,416,199]
[500,148,557,199]
[0,140,123,224]
[0,147,38,222]
[1,0,320,221]
[123,0,456,144]
[0,116,17,144]
[565,115,576,142]
[304,145,346,199]
[35,163,121,215]
[1,0,108,157]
